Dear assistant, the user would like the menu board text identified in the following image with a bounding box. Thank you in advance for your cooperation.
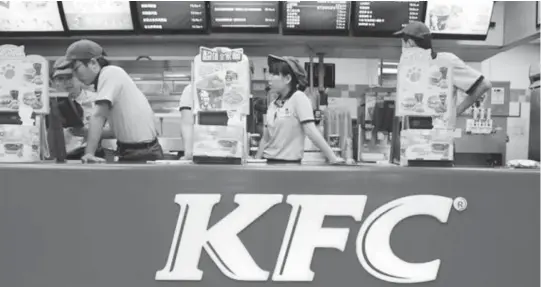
[136,1,206,31]
[210,1,279,29]
[355,1,425,32]
[284,1,350,31]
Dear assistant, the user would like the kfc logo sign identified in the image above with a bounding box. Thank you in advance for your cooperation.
[156,194,465,284]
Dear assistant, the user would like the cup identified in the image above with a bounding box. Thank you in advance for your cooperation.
[33,63,42,76]
[438,93,447,106]
[414,93,424,104]
[10,90,19,100]
[34,89,42,100]
[439,67,449,80]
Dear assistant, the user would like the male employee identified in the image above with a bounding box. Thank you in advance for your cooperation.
[394,21,492,117]
[50,57,114,159]
[58,39,163,163]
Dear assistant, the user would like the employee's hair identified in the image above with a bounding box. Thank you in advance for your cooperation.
[79,56,110,68]
[403,35,437,59]
[269,61,300,94]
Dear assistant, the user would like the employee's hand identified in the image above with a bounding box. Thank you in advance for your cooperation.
[81,153,106,164]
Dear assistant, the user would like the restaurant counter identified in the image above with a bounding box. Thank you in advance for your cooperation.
[0,163,539,287]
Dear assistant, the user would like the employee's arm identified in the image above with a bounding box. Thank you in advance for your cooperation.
[85,102,109,155]
[303,122,338,162]
[449,54,493,116]
[180,109,194,158]
[255,126,269,159]
[456,77,492,116]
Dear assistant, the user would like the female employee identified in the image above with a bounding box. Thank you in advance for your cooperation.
[255,55,344,164]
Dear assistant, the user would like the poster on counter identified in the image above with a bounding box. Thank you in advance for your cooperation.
[396,47,453,119]
[193,47,251,114]
[0,125,40,162]
[400,128,454,165]
[425,0,494,35]
[0,1,64,32]
[192,125,245,158]
[0,44,49,114]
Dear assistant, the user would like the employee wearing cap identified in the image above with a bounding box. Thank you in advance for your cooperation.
[394,21,492,117]
[58,39,163,163]
[255,55,344,164]
[50,57,113,159]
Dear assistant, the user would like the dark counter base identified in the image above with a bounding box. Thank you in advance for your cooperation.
[0,164,538,287]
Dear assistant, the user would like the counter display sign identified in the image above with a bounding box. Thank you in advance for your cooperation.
[62,1,134,31]
[283,1,350,35]
[210,1,279,32]
[0,1,64,33]
[352,1,426,36]
[136,1,207,32]
[425,0,494,39]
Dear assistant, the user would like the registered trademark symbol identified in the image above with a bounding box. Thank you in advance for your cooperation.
[453,197,468,212]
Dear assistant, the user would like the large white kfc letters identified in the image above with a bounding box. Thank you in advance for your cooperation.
[155,194,454,284]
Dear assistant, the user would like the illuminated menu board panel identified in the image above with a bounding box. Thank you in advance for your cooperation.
[0,1,64,32]
[63,1,134,31]
[425,0,494,38]
[210,1,279,31]
[136,1,207,32]
[353,1,426,36]
[283,1,350,34]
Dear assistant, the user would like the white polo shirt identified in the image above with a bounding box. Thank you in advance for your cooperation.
[94,65,157,143]
[263,90,315,160]
[434,52,484,125]
[179,84,193,111]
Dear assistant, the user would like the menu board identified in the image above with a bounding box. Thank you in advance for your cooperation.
[210,1,279,29]
[0,1,64,32]
[136,1,206,31]
[62,1,134,31]
[425,1,494,36]
[283,1,350,33]
[353,1,426,34]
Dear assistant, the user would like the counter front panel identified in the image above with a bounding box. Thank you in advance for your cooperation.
[0,165,538,287]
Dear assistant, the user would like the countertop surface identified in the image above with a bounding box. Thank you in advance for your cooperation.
[0,161,538,175]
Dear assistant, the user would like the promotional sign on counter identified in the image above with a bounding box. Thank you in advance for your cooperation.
[0,44,49,114]
[192,125,245,158]
[192,47,250,161]
[400,128,454,164]
[193,47,251,114]
[0,124,40,162]
[396,48,453,120]
[396,48,455,165]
